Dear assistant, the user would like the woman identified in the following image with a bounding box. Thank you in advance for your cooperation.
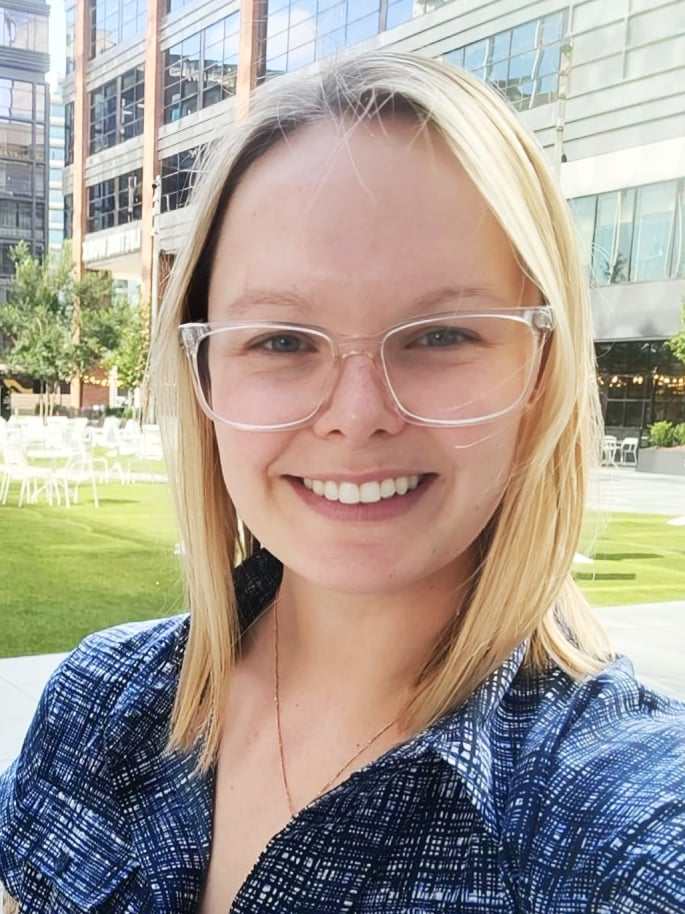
[1,49,684,914]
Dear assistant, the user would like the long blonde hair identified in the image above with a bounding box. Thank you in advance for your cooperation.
[149,48,613,775]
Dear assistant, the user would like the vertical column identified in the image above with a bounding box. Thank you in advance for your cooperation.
[69,0,89,410]
[236,0,268,120]
[140,0,164,311]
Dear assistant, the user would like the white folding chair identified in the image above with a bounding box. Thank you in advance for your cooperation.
[619,437,639,465]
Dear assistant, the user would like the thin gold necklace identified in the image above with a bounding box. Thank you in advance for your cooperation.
[272,592,405,818]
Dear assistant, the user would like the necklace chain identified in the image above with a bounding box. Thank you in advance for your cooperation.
[272,592,404,818]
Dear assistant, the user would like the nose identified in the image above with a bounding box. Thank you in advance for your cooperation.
[310,350,405,440]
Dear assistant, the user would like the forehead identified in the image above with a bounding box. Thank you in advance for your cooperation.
[207,117,529,322]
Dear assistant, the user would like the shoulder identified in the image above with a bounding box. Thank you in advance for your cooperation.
[21,613,187,755]
[502,656,685,913]
[0,614,189,900]
[5,613,188,782]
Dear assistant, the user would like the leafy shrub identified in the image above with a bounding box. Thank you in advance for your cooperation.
[647,421,676,447]
[673,423,685,446]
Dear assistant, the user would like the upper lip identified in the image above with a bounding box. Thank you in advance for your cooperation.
[288,471,435,484]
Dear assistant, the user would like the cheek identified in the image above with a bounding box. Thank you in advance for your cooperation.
[212,426,292,517]
[442,418,521,509]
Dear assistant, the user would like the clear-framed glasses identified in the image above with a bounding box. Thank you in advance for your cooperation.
[178,306,555,431]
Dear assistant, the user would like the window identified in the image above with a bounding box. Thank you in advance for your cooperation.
[202,14,240,108]
[87,168,142,232]
[90,77,117,153]
[89,0,147,58]
[0,79,33,122]
[163,13,239,125]
[570,179,683,286]
[442,9,568,112]
[0,161,32,195]
[164,32,201,123]
[117,167,142,223]
[87,177,116,231]
[0,121,32,161]
[597,341,685,430]
[0,8,49,53]
[120,67,145,140]
[89,67,144,154]
[261,1,380,83]
[64,192,73,238]
[65,101,74,165]
[0,199,34,230]
[160,145,206,211]
[631,181,677,282]
[66,2,75,73]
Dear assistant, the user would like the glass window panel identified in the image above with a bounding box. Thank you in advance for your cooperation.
[613,188,635,283]
[183,31,201,58]
[488,58,508,87]
[346,10,379,44]
[288,40,315,69]
[290,0,316,25]
[592,192,618,284]
[535,72,557,104]
[465,40,487,70]
[444,47,464,67]
[386,0,413,30]
[570,196,596,273]
[514,79,534,109]
[205,20,224,50]
[317,4,346,34]
[672,180,684,279]
[491,30,511,62]
[289,19,316,50]
[265,53,287,78]
[511,20,537,55]
[630,181,677,282]
[350,0,379,18]
[543,11,564,44]
[539,45,560,78]
[509,50,536,81]
[267,29,288,60]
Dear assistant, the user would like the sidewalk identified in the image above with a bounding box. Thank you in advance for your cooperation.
[2,600,683,773]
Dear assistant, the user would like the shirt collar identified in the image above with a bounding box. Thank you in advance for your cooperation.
[232,547,528,838]
[107,546,527,841]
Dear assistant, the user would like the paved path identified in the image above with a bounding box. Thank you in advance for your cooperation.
[587,466,685,515]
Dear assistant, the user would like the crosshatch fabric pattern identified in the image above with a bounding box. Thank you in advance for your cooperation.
[1,546,684,913]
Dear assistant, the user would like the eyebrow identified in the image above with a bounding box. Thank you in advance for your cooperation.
[222,285,509,316]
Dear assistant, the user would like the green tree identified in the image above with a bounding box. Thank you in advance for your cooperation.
[109,299,150,417]
[666,300,685,366]
[0,240,125,418]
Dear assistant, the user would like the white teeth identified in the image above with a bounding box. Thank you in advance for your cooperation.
[301,475,422,504]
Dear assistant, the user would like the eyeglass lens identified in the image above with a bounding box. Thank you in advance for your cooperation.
[196,315,538,427]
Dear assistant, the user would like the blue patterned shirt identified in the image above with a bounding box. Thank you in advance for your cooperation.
[1,547,685,913]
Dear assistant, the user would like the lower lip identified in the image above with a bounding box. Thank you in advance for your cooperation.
[284,475,437,521]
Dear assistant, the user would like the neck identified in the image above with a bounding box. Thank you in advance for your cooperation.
[243,548,477,734]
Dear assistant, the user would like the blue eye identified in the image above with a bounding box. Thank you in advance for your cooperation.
[412,327,474,347]
[254,334,314,353]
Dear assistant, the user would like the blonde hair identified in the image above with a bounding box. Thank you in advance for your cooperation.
[149,48,614,774]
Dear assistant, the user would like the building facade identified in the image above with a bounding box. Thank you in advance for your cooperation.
[0,0,50,303]
[61,0,685,433]
[48,75,65,253]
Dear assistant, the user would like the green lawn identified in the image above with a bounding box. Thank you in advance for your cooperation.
[1,482,684,657]
[575,512,685,606]
[1,482,184,657]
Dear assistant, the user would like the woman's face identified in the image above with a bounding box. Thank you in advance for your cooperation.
[206,116,542,593]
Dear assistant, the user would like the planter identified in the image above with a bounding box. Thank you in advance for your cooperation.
[636,446,685,476]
